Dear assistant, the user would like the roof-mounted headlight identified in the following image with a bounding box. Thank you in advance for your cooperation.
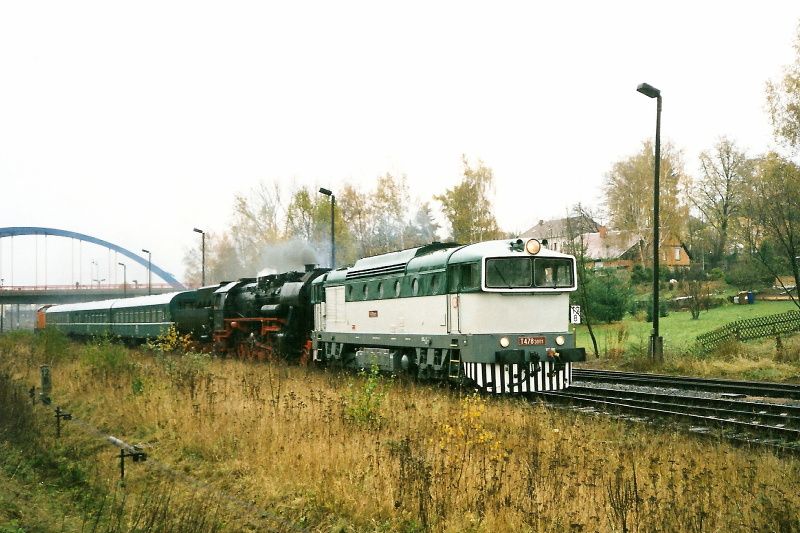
[525,239,541,255]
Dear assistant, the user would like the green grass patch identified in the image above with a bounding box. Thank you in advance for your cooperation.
[574,300,800,380]
[576,300,800,352]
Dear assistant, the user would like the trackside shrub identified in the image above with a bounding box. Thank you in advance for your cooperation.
[584,269,632,323]
[343,364,387,428]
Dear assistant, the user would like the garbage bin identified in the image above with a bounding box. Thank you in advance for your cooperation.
[747,291,755,304]
[738,291,748,305]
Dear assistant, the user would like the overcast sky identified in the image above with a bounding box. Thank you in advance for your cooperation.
[2,1,799,286]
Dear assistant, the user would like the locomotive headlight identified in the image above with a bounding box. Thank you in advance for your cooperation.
[555,335,566,346]
[525,239,541,255]
[499,336,510,348]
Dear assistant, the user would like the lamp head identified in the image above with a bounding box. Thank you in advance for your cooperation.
[319,187,332,196]
[193,228,203,234]
[141,248,150,254]
[637,82,661,98]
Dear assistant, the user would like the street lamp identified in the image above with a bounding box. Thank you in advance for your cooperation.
[193,228,205,286]
[118,262,127,297]
[319,187,335,268]
[637,81,663,361]
[141,249,151,296]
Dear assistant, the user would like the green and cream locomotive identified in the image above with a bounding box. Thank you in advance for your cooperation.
[311,238,586,393]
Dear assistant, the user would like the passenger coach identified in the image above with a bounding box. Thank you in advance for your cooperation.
[42,291,206,340]
[311,238,586,393]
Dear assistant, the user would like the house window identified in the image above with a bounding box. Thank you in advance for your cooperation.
[674,247,681,261]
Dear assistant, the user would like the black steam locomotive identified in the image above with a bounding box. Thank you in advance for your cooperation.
[40,265,329,363]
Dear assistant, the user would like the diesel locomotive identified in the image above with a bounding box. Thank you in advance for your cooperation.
[39,238,586,394]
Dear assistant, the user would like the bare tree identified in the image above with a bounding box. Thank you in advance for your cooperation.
[744,152,800,309]
[691,138,753,268]
[435,156,503,244]
[564,204,600,358]
[766,23,800,151]
[604,140,690,264]
[230,181,286,267]
[182,231,245,286]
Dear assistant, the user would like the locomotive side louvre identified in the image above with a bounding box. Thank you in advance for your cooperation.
[312,239,586,393]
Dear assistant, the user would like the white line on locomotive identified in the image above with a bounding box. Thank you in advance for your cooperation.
[39,238,586,394]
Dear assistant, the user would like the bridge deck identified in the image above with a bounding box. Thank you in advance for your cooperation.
[0,285,178,305]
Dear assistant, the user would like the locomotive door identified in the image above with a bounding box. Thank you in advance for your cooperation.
[447,294,461,333]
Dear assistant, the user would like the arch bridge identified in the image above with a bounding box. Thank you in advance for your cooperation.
[0,227,186,306]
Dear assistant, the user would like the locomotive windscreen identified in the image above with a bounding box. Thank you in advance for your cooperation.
[486,257,574,289]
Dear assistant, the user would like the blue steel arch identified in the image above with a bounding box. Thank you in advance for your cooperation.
[0,227,186,290]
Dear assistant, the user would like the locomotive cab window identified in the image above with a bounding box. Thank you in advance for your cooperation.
[486,257,573,289]
[447,263,480,292]
[533,258,574,288]
[486,258,532,288]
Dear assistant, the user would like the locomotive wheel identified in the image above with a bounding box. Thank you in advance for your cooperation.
[298,340,312,366]
[254,341,275,362]
[234,331,259,360]
[237,340,255,360]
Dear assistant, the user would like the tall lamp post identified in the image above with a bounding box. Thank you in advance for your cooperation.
[141,249,151,296]
[637,81,663,361]
[319,187,335,268]
[193,228,205,286]
[118,262,127,297]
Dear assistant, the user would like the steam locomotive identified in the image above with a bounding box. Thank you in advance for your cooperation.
[39,238,586,393]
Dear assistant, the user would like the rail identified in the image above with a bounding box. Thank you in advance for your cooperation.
[571,368,800,399]
[539,381,800,454]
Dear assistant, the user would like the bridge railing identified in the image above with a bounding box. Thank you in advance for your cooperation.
[0,284,176,291]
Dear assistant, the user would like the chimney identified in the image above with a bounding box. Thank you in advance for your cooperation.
[599,225,608,238]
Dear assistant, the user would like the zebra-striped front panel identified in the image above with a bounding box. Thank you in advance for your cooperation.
[462,361,572,394]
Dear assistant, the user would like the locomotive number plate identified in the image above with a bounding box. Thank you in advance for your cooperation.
[518,336,546,346]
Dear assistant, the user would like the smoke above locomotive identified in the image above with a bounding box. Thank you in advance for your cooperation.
[256,241,322,278]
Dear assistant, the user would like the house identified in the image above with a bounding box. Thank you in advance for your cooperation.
[579,226,691,270]
[520,215,599,254]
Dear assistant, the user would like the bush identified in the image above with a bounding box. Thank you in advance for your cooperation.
[725,258,773,290]
[343,364,387,428]
[82,337,134,377]
[708,267,725,281]
[644,296,669,322]
[34,327,71,363]
[584,269,632,323]
[631,265,652,284]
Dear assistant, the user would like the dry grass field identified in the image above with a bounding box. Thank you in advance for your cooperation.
[1,330,799,532]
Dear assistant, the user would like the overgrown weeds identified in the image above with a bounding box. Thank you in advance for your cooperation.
[2,336,800,531]
[343,363,388,427]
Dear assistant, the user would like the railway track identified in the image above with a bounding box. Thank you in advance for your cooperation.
[539,370,800,454]
[572,368,800,399]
